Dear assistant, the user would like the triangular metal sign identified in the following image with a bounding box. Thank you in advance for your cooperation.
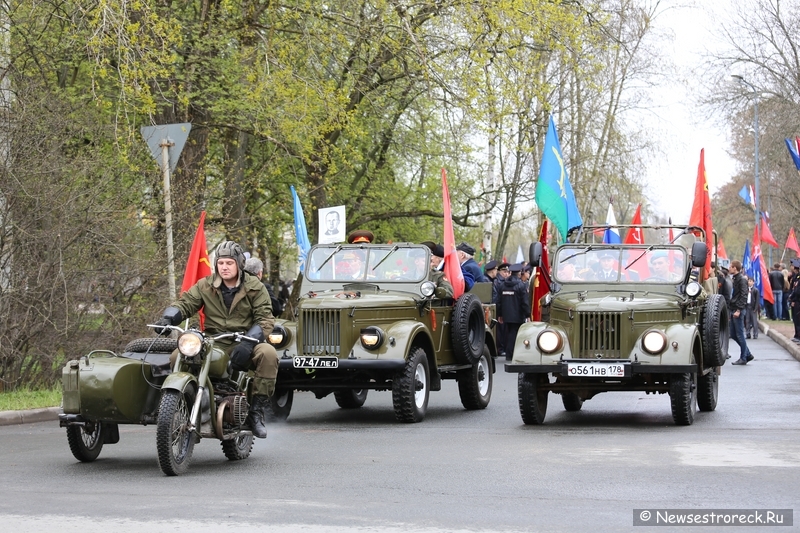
[140,123,192,173]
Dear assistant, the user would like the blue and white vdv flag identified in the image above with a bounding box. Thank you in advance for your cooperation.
[291,185,311,273]
[603,203,621,244]
[738,185,755,210]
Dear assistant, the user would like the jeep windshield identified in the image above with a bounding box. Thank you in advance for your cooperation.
[553,246,687,284]
[305,244,429,283]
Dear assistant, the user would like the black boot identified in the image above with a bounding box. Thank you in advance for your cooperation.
[246,395,268,439]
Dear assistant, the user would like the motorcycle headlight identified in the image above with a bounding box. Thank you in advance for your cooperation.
[536,330,563,354]
[641,330,667,354]
[360,326,384,350]
[178,331,203,357]
[685,281,702,298]
[267,324,291,348]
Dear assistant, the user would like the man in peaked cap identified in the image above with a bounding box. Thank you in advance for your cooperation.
[595,251,618,281]
[497,263,530,360]
[788,259,800,342]
[483,260,499,282]
[347,229,375,244]
[457,242,486,282]
[420,241,453,298]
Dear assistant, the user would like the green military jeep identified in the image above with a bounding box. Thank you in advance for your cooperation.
[265,243,497,422]
[505,225,729,426]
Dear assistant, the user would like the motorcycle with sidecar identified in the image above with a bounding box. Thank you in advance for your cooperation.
[59,325,261,475]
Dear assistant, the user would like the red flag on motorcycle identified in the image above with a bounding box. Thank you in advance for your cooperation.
[441,168,465,299]
[531,220,551,321]
[181,211,212,328]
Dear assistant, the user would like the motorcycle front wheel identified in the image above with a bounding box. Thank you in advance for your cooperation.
[156,389,195,476]
[66,421,105,462]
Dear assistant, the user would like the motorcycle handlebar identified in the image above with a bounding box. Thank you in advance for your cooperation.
[146,324,261,344]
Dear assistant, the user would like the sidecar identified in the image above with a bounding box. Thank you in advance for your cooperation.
[59,337,176,462]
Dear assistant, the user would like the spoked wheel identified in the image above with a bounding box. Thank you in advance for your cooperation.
[670,369,698,426]
[221,433,254,461]
[334,389,368,409]
[518,373,548,425]
[457,346,492,410]
[392,347,430,423]
[66,421,105,462]
[156,389,196,476]
[265,388,294,421]
[697,367,719,412]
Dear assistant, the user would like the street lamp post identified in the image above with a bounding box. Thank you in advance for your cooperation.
[732,75,763,259]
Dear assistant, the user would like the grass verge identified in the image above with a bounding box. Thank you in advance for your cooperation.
[0,388,61,411]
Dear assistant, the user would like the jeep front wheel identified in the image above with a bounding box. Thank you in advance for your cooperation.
[264,388,293,421]
[670,370,697,426]
[457,346,492,410]
[518,373,548,425]
[392,347,430,423]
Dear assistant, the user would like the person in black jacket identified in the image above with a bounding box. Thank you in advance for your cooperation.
[768,263,785,319]
[497,263,531,361]
[744,276,760,339]
[788,259,800,342]
[729,260,755,365]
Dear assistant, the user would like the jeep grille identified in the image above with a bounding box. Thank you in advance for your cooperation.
[300,309,341,356]
[577,311,622,358]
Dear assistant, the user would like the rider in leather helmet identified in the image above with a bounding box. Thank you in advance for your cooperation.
[155,240,278,439]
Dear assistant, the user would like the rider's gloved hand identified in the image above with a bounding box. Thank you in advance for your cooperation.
[153,318,172,336]
[230,341,255,372]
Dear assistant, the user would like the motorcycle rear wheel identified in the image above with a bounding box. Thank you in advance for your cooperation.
[156,389,195,476]
[221,433,254,461]
[66,422,105,462]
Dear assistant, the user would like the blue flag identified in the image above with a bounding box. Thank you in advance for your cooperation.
[786,138,800,170]
[742,240,753,278]
[535,115,582,241]
[291,185,311,273]
[738,185,755,209]
[603,203,621,244]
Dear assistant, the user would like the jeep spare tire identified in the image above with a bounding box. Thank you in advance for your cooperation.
[451,293,486,365]
[700,293,729,367]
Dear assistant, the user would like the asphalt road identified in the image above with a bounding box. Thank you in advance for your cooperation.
[1,334,798,533]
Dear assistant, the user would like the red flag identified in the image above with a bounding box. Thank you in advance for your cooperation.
[532,220,551,321]
[623,204,643,245]
[181,211,212,328]
[717,238,728,260]
[786,228,800,254]
[760,218,779,248]
[688,149,713,279]
[441,168,465,299]
[752,227,774,304]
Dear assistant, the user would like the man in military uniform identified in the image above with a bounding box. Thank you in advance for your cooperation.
[155,241,277,439]
[497,263,531,360]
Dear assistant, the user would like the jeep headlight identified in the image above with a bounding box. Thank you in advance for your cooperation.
[420,281,436,297]
[360,326,384,350]
[641,330,667,354]
[178,331,203,357]
[267,324,291,348]
[685,281,702,298]
[536,330,563,354]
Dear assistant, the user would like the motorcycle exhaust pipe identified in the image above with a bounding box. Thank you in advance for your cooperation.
[188,385,205,432]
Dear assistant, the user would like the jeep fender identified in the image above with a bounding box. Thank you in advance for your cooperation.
[644,324,701,367]
[348,320,432,361]
[509,321,560,365]
[161,371,198,395]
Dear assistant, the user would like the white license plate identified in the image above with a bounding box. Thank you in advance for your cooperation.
[293,356,339,369]
[566,363,626,377]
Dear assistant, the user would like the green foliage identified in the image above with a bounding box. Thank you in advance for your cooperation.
[0,387,61,411]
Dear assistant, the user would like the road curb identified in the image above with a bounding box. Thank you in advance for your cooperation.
[761,322,800,363]
[0,406,60,427]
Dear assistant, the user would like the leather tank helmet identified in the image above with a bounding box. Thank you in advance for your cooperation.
[215,240,246,279]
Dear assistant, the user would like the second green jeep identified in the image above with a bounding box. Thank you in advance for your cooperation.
[506,225,729,426]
